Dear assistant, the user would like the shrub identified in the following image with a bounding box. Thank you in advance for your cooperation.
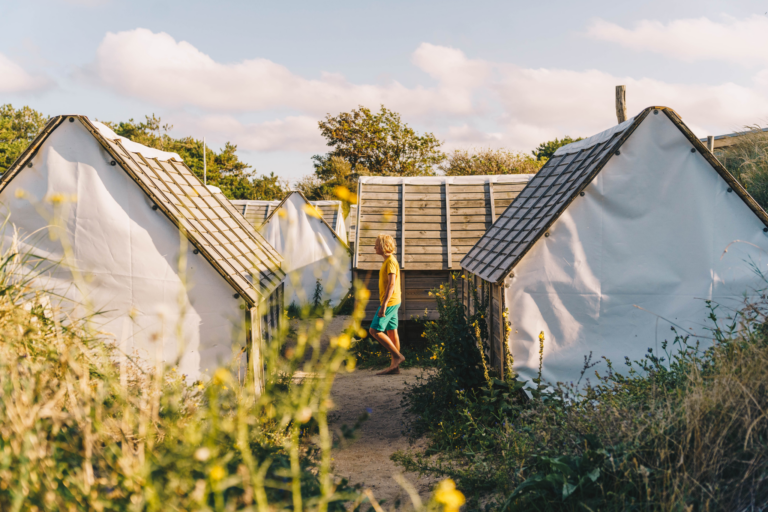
[396,279,768,510]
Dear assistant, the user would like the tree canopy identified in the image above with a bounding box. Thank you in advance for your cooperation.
[532,136,583,161]
[0,104,49,174]
[312,105,443,179]
[106,116,287,200]
[0,105,287,200]
[440,148,544,176]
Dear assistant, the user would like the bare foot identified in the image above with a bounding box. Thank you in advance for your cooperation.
[375,366,401,376]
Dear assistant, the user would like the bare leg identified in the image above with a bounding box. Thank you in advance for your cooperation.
[387,329,401,367]
[369,327,405,374]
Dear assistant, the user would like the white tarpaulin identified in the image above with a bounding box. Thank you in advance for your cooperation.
[504,111,768,386]
[260,193,351,307]
[0,120,263,381]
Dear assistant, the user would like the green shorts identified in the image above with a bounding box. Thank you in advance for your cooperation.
[370,304,400,332]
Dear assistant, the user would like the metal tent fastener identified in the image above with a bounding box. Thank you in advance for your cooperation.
[152,205,158,210]
[110,160,116,166]
[193,249,199,254]
[690,148,696,153]
[580,192,585,197]
[69,117,74,122]
[763,228,768,233]
[727,188,733,193]
[615,151,620,156]
[544,232,550,237]
[653,110,659,115]
[233,293,240,299]
[27,162,32,168]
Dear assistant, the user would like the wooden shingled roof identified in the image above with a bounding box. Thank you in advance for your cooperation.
[353,175,533,271]
[0,115,285,306]
[461,106,768,284]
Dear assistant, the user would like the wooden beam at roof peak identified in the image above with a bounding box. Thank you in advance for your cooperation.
[616,85,627,124]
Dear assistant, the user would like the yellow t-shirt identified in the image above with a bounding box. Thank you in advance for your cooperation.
[378,255,401,307]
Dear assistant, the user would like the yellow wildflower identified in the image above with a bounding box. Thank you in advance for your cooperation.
[210,466,225,481]
[434,479,465,512]
[334,186,350,201]
[303,203,322,218]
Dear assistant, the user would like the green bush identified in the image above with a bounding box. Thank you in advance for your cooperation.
[396,279,768,510]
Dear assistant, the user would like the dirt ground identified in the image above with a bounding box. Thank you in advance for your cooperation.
[329,368,437,509]
[290,316,437,509]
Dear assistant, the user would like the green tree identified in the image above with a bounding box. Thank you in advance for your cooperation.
[312,105,444,179]
[0,104,48,173]
[440,148,544,176]
[532,136,583,161]
[107,115,287,200]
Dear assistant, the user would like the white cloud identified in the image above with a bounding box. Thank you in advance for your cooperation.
[183,115,324,153]
[0,53,51,93]
[585,15,768,66]
[88,27,768,156]
[92,29,480,116]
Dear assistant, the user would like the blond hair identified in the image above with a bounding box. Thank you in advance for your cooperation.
[375,234,396,255]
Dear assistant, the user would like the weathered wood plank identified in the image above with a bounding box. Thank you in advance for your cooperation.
[359,253,448,262]
[360,221,489,231]
[361,185,402,192]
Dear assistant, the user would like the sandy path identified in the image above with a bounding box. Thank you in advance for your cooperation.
[329,368,437,509]
[290,315,436,508]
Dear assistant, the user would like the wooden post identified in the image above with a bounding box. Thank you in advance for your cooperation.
[399,270,406,320]
[615,85,627,124]
[400,183,406,269]
[249,307,263,396]
[445,182,452,269]
[707,136,715,153]
[353,180,362,268]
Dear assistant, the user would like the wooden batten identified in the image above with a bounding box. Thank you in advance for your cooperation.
[400,183,406,269]
[445,182,452,269]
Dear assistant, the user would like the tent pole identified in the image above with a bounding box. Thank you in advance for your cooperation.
[203,137,207,185]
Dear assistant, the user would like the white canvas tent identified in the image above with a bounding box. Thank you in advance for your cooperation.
[233,193,351,307]
[461,106,768,386]
[0,115,285,383]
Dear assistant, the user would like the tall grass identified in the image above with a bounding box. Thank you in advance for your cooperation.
[0,222,373,510]
[719,125,768,209]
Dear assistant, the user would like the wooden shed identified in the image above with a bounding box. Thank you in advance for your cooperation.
[461,106,768,384]
[351,175,533,330]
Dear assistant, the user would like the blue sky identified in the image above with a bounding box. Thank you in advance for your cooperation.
[2,0,768,182]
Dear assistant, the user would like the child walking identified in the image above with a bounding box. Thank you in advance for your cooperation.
[368,234,405,375]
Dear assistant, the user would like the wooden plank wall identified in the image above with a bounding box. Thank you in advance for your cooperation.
[353,268,448,321]
[460,272,505,378]
[235,202,273,228]
[261,282,284,342]
[353,177,525,325]
[347,205,357,252]
[315,204,340,232]
[355,180,525,271]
